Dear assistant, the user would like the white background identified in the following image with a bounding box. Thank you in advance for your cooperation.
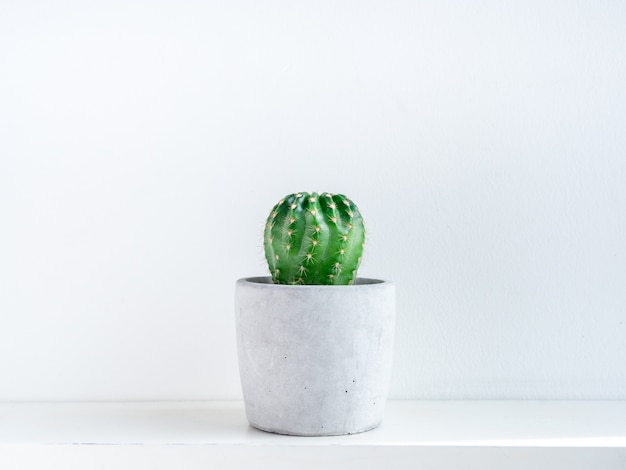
[1,1,625,401]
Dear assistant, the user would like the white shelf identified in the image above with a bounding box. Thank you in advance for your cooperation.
[1,401,625,469]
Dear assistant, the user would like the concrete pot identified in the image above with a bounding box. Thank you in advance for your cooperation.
[235,276,395,436]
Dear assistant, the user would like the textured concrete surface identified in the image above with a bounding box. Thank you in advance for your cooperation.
[235,277,395,436]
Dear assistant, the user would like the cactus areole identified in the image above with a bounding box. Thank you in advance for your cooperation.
[264,192,365,285]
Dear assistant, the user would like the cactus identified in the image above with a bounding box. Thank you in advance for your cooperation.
[264,192,365,285]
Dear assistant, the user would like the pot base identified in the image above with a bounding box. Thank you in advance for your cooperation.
[248,420,382,437]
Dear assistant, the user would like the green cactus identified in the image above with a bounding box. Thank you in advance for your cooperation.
[264,192,365,285]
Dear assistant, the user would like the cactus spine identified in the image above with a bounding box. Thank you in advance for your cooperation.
[264,192,365,285]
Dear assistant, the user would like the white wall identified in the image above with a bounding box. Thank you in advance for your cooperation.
[1,0,625,401]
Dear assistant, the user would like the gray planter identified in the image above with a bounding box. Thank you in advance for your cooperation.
[235,276,396,436]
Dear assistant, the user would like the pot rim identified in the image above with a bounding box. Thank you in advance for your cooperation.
[237,276,393,289]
